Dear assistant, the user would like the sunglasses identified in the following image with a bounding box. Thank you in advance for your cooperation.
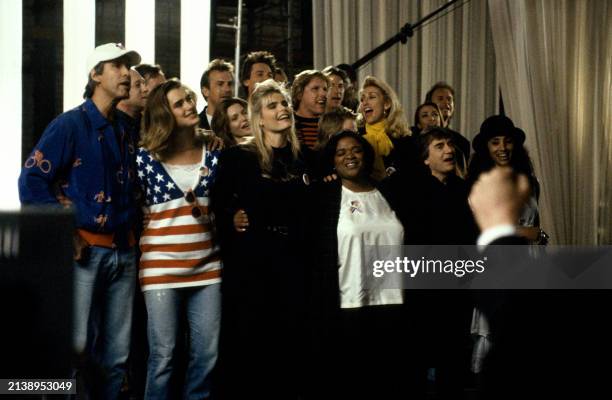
[185,190,202,218]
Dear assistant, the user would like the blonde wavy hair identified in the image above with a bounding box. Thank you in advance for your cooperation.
[140,78,206,161]
[246,79,300,174]
[359,76,410,139]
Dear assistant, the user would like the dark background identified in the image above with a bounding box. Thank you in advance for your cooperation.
[21,0,313,163]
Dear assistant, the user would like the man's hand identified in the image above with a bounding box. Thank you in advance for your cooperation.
[206,134,224,152]
[233,209,249,232]
[56,193,73,208]
[468,167,530,231]
[323,173,338,183]
[73,233,90,262]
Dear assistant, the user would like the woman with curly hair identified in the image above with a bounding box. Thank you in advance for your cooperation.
[468,115,548,392]
[467,115,544,243]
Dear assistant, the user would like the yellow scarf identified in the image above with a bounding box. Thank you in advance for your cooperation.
[364,120,393,180]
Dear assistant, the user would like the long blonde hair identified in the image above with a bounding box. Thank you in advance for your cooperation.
[140,78,205,160]
[247,79,300,174]
[360,76,410,139]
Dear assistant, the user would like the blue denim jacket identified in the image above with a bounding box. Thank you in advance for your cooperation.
[18,98,139,245]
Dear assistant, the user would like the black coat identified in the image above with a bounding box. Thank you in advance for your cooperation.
[395,171,478,390]
[211,144,313,398]
[357,126,420,177]
[408,172,479,244]
[197,107,211,130]
[212,144,314,309]
[447,127,471,168]
[473,235,612,397]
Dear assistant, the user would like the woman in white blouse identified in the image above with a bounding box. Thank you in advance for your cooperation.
[308,130,421,398]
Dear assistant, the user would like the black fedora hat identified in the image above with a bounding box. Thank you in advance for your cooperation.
[472,115,526,152]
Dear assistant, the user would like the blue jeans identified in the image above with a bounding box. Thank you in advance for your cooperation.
[72,246,137,399]
[144,284,221,399]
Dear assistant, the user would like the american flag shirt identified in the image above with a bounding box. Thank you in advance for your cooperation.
[136,145,222,291]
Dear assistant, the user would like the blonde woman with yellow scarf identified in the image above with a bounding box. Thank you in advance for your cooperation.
[358,76,414,181]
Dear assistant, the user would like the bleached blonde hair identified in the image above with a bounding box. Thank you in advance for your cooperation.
[246,79,300,174]
[360,76,410,138]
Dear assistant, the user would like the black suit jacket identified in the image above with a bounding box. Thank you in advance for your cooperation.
[198,107,211,130]
[474,234,607,397]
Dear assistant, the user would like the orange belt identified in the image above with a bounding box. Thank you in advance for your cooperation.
[78,229,137,248]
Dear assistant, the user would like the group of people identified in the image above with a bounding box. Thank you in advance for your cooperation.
[18,42,545,399]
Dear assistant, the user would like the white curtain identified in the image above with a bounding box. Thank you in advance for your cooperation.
[313,0,612,245]
[312,0,499,140]
[488,0,612,245]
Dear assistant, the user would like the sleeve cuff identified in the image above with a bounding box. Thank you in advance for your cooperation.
[477,224,517,246]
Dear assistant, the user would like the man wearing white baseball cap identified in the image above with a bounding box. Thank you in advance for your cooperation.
[19,42,141,398]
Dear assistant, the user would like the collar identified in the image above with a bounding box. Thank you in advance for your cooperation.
[198,105,214,119]
[365,119,386,133]
[83,98,112,130]
[116,109,140,127]
[477,224,517,247]
[294,112,320,122]
[428,172,461,186]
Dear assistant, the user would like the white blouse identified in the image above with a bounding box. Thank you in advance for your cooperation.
[161,148,208,192]
[162,162,201,192]
[337,186,404,309]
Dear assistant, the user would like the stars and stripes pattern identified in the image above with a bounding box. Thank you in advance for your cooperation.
[136,146,221,291]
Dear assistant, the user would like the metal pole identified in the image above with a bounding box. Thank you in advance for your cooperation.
[217,1,243,96]
[351,0,460,70]
[287,0,292,75]
[234,0,243,96]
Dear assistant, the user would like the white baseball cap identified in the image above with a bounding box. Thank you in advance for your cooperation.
[86,43,141,75]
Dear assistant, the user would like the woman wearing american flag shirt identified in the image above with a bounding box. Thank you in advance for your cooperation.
[137,78,222,399]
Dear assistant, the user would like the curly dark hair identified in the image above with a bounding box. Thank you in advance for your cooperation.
[467,137,539,198]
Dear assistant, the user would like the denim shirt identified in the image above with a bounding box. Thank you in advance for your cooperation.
[18,98,139,245]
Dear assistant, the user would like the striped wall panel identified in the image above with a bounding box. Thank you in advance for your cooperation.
[10,0,211,208]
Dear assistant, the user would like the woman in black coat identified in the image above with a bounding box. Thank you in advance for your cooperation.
[211,79,313,399]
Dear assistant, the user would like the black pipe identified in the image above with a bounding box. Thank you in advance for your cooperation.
[351,0,460,70]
